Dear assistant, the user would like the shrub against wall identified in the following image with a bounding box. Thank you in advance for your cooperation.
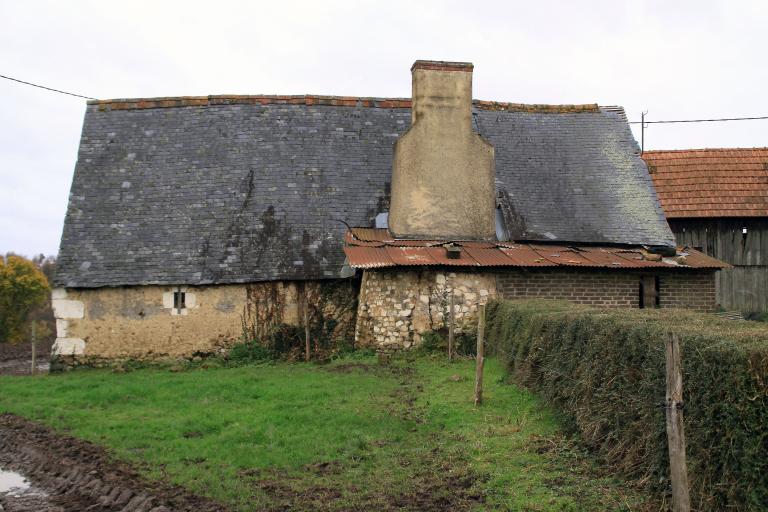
[486,299,768,511]
[237,280,358,360]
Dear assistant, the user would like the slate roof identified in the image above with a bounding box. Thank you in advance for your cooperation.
[55,95,674,288]
[644,148,768,218]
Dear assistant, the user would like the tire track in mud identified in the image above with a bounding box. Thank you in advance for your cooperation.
[0,413,228,512]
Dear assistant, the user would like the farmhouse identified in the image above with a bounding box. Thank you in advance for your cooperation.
[644,148,768,313]
[52,60,725,364]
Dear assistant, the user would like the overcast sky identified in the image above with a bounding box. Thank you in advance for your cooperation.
[1,0,766,257]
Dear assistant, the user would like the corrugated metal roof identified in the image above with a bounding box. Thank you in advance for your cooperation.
[674,250,729,269]
[463,247,515,266]
[530,245,594,266]
[343,246,393,268]
[385,246,436,266]
[344,228,729,270]
[424,247,480,266]
[498,246,556,266]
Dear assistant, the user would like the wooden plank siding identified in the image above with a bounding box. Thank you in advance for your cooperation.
[669,218,768,312]
[715,267,768,313]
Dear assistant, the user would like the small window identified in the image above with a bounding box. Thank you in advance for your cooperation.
[173,289,186,312]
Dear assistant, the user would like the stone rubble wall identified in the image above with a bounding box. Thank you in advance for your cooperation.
[355,269,496,352]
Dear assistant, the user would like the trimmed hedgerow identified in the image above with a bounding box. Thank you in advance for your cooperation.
[486,299,768,511]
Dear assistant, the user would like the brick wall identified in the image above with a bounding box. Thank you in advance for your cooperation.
[496,270,639,307]
[496,269,716,312]
[659,273,716,311]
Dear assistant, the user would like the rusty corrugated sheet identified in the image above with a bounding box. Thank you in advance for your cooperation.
[345,230,384,247]
[576,247,630,268]
[456,241,498,249]
[343,228,728,270]
[343,246,394,268]
[463,247,516,266]
[385,246,436,266]
[351,227,391,242]
[612,249,670,268]
[499,246,557,266]
[530,245,595,266]
[351,228,496,246]
[424,247,480,266]
[676,249,733,269]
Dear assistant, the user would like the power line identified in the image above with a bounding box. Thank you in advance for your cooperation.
[0,73,96,100]
[630,115,768,124]
[3,71,767,125]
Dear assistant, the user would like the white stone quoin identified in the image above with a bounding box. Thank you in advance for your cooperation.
[51,288,86,357]
[52,299,84,319]
[52,337,85,356]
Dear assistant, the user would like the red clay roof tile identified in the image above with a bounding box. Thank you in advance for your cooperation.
[644,148,768,218]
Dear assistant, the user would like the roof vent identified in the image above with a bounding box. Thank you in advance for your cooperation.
[444,243,462,259]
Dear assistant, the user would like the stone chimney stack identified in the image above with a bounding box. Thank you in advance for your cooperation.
[388,60,496,240]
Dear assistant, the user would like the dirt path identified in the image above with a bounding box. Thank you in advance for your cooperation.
[0,414,228,512]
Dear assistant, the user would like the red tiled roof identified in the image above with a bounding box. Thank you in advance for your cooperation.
[343,229,727,270]
[644,148,768,218]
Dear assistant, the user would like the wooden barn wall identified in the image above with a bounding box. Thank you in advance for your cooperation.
[669,218,768,312]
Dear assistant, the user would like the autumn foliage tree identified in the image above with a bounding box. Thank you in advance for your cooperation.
[0,254,50,343]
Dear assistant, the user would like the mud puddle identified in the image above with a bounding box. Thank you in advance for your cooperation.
[0,469,30,493]
[0,468,55,512]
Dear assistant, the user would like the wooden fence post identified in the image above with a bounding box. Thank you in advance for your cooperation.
[665,332,690,512]
[474,305,486,406]
[448,292,455,361]
[30,322,37,376]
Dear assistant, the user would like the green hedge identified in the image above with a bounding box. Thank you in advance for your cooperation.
[486,299,768,511]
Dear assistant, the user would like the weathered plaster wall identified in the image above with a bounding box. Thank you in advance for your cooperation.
[51,280,357,364]
[388,61,496,240]
[355,269,496,351]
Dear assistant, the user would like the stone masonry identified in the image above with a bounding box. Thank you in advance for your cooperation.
[355,269,496,351]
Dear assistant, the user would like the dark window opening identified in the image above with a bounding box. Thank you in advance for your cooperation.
[639,276,660,309]
[173,290,186,312]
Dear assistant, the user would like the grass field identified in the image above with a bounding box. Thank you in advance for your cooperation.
[0,355,648,511]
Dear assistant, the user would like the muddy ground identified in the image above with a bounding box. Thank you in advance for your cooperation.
[0,414,228,512]
[0,340,52,376]
[0,363,486,512]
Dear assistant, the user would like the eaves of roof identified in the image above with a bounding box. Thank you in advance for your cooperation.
[343,229,727,271]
